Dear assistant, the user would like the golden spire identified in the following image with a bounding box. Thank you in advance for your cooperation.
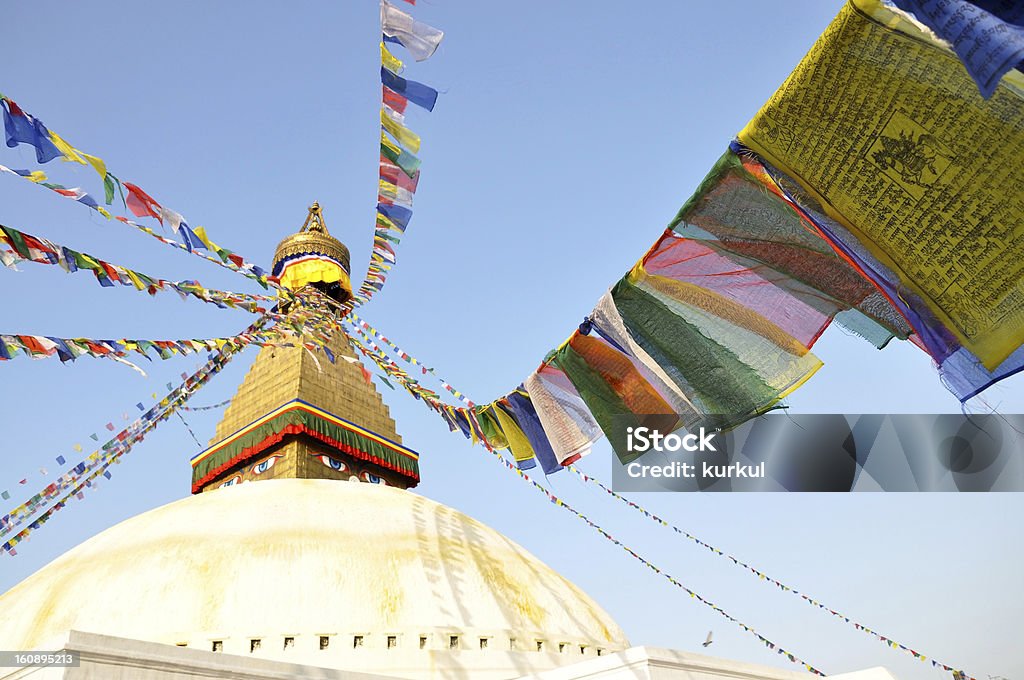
[272,202,353,302]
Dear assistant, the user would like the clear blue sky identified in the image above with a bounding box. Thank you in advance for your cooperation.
[1,2,1022,679]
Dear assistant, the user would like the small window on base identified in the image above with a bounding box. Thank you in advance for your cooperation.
[419,636,428,649]
[387,636,397,649]
[536,640,544,652]
[284,637,295,649]
[250,639,261,653]
[211,641,223,653]
[479,637,488,650]
[353,635,364,648]
[319,636,330,650]
[449,635,460,649]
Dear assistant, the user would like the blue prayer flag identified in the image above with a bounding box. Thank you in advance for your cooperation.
[891,0,1024,98]
[381,67,438,111]
[2,101,62,163]
[377,203,413,231]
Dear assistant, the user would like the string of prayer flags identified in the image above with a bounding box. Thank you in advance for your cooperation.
[0,93,273,290]
[0,222,272,312]
[0,332,266,366]
[889,0,1024,98]
[0,164,277,291]
[0,289,340,368]
[180,398,231,412]
[570,467,977,678]
[737,0,1024,375]
[328,315,948,674]
[1,313,273,553]
[346,312,471,406]
[354,2,443,306]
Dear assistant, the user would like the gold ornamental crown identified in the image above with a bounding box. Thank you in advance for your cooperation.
[272,202,351,275]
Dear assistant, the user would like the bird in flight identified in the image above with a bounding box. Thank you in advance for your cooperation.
[702,631,713,648]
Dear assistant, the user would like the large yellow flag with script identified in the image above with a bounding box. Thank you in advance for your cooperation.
[739,0,1024,370]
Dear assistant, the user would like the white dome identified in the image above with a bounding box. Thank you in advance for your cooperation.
[0,480,628,678]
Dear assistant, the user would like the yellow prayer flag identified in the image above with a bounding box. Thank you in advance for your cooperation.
[380,42,403,73]
[380,109,421,153]
[26,170,47,183]
[82,153,107,179]
[492,405,536,462]
[738,0,1024,369]
[48,132,86,164]
[376,213,399,232]
[380,131,402,157]
[123,269,146,291]
[192,226,216,251]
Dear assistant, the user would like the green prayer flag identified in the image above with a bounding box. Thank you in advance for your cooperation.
[103,174,115,205]
[380,143,421,177]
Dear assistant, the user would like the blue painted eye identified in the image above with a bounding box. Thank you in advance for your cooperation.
[251,455,282,475]
[220,476,241,488]
[361,471,388,485]
[317,454,347,472]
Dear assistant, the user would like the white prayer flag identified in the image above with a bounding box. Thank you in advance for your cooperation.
[381,0,444,62]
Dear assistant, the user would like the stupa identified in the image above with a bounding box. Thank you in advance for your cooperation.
[0,206,900,680]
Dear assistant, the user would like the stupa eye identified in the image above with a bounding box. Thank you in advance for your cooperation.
[251,455,283,476]
[220,476,241,488]
[317,454,348,472]
[362,472,388,485]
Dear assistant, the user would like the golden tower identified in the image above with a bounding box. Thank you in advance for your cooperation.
[189,203,420,493]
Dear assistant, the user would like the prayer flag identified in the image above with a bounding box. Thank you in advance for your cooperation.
[381,67,438,111]
[381,107,421,153]
[380,0,444,61]
[123,183,163,221]
[2,98,62,163]
[382,86,408,115]
[890,0,1024,98]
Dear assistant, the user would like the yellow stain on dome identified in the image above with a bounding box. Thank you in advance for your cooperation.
[0,480,629,655]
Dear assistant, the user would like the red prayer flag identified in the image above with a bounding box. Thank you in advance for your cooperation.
[123,183,163,222]
[382,87,408,115]
[379,163,420,193]
[105,422,115,431]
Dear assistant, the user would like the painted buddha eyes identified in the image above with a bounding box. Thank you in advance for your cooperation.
[317,454,348,472]
[251,455,283,476]
[361,471,388,486]
[220,475,242,488]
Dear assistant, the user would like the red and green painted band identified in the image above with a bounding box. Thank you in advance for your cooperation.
[190,400,419,492]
